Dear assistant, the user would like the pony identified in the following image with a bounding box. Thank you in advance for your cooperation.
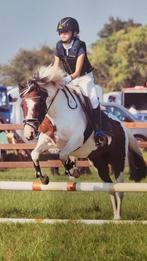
[19,65,147,220]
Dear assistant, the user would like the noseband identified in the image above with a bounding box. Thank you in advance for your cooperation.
[23,118,40,134]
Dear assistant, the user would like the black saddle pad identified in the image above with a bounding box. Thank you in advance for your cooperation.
[73,91,94,143]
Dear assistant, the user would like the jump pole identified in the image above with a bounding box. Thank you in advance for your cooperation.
[0,181,147,192]
[0,218,146,225]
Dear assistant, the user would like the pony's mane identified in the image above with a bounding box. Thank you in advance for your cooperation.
[18,65,65,97]
[37,65,64,86]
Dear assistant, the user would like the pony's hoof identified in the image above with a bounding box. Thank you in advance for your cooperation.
[40,175,49,185]
[114,216,121,220]
[73,168,81,178]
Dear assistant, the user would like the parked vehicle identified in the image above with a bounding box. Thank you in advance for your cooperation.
[135,112,147,122]
[102,102,147,142]
[103,86,147,117]
[0,86,11,123]
[122,86,147,114]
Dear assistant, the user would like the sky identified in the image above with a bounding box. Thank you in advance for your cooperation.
[0,0,147,64]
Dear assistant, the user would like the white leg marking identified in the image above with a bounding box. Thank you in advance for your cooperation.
[114,172,124,220]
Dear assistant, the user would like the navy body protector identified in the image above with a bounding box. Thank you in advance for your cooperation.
[56,38,93,75]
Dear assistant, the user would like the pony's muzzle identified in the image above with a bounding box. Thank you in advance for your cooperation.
[24,125,36,141]
[26,131,35,140]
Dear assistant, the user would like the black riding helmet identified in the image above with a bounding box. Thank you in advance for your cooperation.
[57,17,79,34]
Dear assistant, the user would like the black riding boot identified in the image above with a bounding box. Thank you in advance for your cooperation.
[92,105,111,146]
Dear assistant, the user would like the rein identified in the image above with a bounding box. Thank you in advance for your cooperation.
[62,86,78,109]
[47,89,60,112]
[47,85,78,112]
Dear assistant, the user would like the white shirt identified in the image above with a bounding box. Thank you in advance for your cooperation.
[63,40,74,56]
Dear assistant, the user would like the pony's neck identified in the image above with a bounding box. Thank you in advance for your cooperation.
[46,88,66,119]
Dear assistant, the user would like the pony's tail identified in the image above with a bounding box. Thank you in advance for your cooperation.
[127,129,147,181]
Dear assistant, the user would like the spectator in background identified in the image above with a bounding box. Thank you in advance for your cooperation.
[8,86,24,140]
[128,105,137,115]
[8,87,23,124]
[108,95,116,103]
[144,82,147,87]
[0,118,9,161]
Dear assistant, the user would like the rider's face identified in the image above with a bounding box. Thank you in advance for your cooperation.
[59,31,73,42]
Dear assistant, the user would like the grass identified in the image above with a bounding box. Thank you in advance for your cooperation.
[0,157,147,260]
[0,223,146,261]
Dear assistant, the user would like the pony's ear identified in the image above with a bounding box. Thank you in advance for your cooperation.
[18,79,34,96]
[18,80,26,91]
[33,70,40,80]
[18,81,26,97]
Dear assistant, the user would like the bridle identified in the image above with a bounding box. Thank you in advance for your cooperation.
[23,118,39,134]
[21,79,78,133]
[21,83,48,133]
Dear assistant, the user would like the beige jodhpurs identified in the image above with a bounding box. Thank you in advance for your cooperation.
[70,72,101,109]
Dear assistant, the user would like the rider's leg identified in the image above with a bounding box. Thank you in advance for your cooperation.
[71,73,111,146]
[75,73,109,145]
[92,105,112,135]
[81,74,111,145]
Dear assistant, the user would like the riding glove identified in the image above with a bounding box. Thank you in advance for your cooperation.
[64,75,72,85]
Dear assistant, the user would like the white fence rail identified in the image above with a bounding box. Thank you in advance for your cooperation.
[0,181,147,192]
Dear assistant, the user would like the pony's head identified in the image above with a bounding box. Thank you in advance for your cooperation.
[19,65,64,140]
[19,79,48,140]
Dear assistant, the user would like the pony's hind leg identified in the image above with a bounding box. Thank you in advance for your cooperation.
[114,172,124,220]
[90,156,118,219]
[64,156,81,178]
[109,193,118,220]
[59,134,84,178]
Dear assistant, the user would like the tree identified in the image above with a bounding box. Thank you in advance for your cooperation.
[98,17,141,38]
[0,45,54,86]
[90,26,147,91]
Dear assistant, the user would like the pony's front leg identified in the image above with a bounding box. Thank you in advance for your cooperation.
[31,133,55,184]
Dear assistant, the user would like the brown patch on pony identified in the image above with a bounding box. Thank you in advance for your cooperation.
[38,116,56,141]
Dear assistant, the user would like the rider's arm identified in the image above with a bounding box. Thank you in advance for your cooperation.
[54,56,61,67]
[70,53,85,80]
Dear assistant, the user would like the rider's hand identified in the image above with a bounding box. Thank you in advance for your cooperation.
[64,75,72,85]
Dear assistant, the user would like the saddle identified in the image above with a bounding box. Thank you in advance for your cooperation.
[71,88,113,144]
[72,89,94,143]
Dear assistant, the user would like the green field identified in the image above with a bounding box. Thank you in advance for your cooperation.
[0,164,147,260]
